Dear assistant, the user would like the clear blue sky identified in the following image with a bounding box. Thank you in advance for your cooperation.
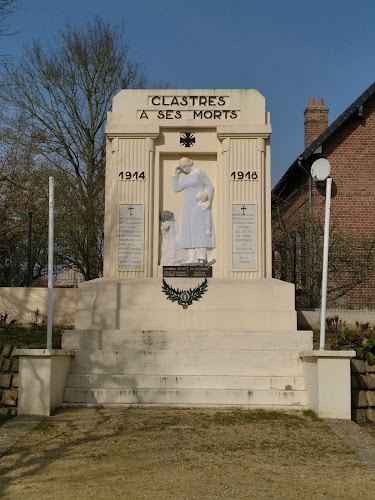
[3,0,375,186]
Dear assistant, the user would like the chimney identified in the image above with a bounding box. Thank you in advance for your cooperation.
[304,98,329,149]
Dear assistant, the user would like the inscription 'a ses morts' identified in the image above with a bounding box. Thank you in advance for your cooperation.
[232,204,257,270]
[118,204,143,270]
[138,95,239,120]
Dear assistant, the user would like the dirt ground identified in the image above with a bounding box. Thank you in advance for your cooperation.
[361,422,375,440]
[0,407,374,500]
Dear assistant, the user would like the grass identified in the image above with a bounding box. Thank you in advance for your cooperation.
[303,409,321,420]
[359,422,375,440]
[205,409,306,426]
[1,407,373,500]
[0,325,70,349]
[0,415,14,427]
[36,420,55,435]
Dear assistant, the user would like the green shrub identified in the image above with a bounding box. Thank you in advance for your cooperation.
[332,329,375,365]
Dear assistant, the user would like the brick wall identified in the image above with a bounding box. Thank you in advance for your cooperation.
[273,93,375,308]
[304,98,329,149]
[322,96,375,237]
[314,94,375,307]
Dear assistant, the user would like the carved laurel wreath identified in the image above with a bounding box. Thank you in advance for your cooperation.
[162,279,208,309]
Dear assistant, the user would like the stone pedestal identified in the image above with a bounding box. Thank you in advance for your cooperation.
[16,349,74,416]
[299,351,356,419]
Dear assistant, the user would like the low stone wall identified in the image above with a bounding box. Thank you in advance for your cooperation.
[0,288,77,327]
[0,345,18,416]
[298,308,375,331]
[351,359,375,423]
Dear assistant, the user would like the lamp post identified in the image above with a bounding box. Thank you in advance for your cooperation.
[26,211,32,287]
[310,159,331,350]
[47,177,54,349]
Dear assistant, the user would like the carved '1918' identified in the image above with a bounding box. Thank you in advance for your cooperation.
[230,171,258,180]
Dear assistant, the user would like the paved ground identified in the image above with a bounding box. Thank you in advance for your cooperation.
[0,407,374,499]
[326,419,375,473]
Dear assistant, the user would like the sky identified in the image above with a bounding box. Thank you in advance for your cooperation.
[2,0,375,186]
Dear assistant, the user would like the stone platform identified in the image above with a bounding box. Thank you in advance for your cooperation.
[74,278,298,331]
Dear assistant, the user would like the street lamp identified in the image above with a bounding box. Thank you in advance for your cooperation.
[311,158,331,350]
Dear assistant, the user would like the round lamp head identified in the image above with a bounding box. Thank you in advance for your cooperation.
[311,158,330,181]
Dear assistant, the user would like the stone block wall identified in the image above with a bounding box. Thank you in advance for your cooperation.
[297,308,375,331]
[351,359,375,423]
[0,345,18,416]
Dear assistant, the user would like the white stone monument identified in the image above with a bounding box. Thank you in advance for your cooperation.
[16,90,355,418]
[73,89,297,331]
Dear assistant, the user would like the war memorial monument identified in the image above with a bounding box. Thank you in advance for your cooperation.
[16,89,354,417]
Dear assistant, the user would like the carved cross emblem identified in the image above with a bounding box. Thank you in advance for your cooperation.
[180,132,195,148]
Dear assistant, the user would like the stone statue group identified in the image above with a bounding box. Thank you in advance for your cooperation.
[160,157,216,267]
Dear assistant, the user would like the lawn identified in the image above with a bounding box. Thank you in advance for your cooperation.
[0,407,374,500]
[0,415,14,427]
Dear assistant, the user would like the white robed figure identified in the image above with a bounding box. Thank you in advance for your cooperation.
[172,157,216,265]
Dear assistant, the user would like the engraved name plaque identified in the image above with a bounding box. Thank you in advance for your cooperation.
[163,266,213,278]
[232,204,257,270]
[118,204,143,270]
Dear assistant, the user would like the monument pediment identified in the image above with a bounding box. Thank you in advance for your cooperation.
[107,89,269,129]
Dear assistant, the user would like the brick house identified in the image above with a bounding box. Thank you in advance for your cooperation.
[272,82,375,309]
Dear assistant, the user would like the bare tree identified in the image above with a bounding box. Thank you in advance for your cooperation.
[272,210,375,308]
[0,0,17,36]
[0,0,17,64]
[2,17,149,280]
[0,114,50,286]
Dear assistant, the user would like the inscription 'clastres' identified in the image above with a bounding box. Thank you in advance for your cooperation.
[150,96,227,106]
[138,95,238,120]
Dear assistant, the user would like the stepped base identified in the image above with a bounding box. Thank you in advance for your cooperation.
[63,387,308,406]
[62,330,312,408]
[61,403,309,410]
[63,306,312,409]
[65,374,306,390]
[68,350,305,376]
[62,329,312,351]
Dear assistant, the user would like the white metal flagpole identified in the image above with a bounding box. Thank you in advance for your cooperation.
[320,177,332,350]
[47,176,54,349]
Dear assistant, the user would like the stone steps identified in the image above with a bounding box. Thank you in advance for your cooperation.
[65,374,306,391]
[62,328,312,409]
[62,330,312,351]
[63,387,308,407]
[68,350,305,377]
